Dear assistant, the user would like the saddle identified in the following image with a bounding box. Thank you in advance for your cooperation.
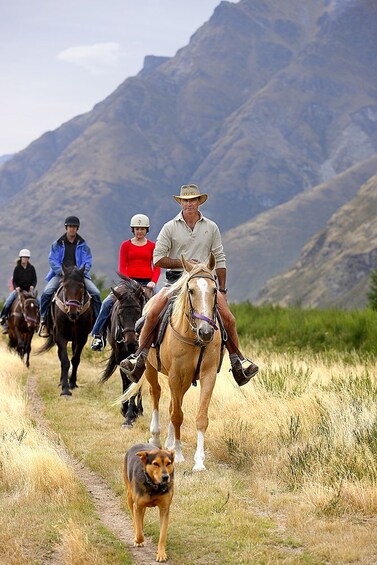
[136,297,227,381]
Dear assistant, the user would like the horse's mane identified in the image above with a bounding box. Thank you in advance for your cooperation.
[116,272,142,293]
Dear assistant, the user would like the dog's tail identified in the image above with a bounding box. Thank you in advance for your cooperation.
[114,373,145,406]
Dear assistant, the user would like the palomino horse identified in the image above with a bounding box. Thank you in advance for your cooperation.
[8,290,40,367]
[100,275,151,428]
[122,254,222,471]
[38,265,94,396]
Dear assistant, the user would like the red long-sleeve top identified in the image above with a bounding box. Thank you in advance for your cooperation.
[118,239,160,284]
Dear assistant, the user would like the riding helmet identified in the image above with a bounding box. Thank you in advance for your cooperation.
[130,214,150,228]
[64,215,80,227]
[19,248,31,258]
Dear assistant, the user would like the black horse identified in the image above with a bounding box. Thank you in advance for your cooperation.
[38,265,94,396]
[99,275,149,428]
[8,290,40,367]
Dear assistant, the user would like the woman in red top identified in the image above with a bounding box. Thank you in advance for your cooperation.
[119,214,160,289]
[91,214,160,350]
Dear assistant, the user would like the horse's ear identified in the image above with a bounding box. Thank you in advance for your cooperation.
[112,287,122,301]
[62,265,68,275]
[207,253,216,272]
[33,290,38,298]
[181,255,193,273]
[79,265,85,275]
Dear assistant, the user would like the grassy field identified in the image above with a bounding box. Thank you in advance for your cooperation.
[0,305,376,564]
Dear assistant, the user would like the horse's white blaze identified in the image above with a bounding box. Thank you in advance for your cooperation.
[196,277,210,315]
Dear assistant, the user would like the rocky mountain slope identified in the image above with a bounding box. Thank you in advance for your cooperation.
[0,0,376,307]
[257,172,377,308]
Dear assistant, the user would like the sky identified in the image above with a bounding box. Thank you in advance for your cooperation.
[0,0,234,156]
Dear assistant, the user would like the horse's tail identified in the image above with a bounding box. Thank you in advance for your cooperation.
[37,334,55,354]
[99,351,117,383]
[115,373,145,405]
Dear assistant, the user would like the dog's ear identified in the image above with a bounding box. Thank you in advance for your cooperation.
[168,450,175,463]
[135,451,148,465]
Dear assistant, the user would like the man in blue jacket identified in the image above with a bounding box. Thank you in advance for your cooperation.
[38,215,101,337]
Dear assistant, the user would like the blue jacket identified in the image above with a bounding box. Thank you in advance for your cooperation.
[45,234,93,281]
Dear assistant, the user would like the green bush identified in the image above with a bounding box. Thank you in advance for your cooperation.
[231,302,377,355]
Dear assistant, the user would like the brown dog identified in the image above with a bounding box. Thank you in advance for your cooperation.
[123,443,175,562]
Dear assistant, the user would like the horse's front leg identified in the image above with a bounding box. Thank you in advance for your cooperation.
[57,339,71,396]
[120,372,140,429]
[15,329,25,362]
[25,332,33,368]
[167,394,185,463]
[192,372,217,471]
[69,339,85,389]
[146,364,162,448]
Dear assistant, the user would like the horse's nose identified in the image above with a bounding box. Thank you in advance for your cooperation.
[198,325,214,343]
[69,311,79,321]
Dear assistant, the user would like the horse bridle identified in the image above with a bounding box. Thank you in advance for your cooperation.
[54,283,91,316]
[13,295,40,325]
[115,295,144,344]
[186,273,219,336]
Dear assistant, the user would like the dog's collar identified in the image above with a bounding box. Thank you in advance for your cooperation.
[144,471,171,495]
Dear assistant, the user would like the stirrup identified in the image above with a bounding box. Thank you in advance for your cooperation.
[38,322,50,338]
[91,335,104,351]
[120,353,146,383]
[230,356,258,387]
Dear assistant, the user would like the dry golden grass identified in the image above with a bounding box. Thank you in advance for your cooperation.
[0,343,128,565]
[1,335,376,564]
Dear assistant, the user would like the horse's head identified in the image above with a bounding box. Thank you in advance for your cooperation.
[112,278,145,352]
[61,265,86,321]
[18,290,40,330]
[176,253,218,346]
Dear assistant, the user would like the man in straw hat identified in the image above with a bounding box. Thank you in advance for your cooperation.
[120,184,258,387]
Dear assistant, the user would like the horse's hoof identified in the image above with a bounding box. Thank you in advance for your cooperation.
[60,390,72,397]
[121,421,133,430]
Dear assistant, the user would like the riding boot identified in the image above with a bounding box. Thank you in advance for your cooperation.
[38,319,50,338]
[229,353,258,387]
[1,317,8,334]
[120,348,148,383]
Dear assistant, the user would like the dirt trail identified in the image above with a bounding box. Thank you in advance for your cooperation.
[27,373,159,565]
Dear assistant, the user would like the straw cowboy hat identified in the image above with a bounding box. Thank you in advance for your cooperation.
[174,184,208,205]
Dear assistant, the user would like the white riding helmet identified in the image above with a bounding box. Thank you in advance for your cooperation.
[130,214,150,228]
[19,248,31,258]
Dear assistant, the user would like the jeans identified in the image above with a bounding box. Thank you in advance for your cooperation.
[40,275,102,319]
[0,290,17,318]
[91,293,115,336]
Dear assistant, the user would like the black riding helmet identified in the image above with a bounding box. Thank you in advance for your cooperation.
[64,215,80,227]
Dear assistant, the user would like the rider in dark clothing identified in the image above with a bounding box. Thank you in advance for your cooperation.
[0,248,37,333]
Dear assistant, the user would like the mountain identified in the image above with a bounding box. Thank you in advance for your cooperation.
[224,153,377,303]
[256,172,377,308]
[0,0,376,307]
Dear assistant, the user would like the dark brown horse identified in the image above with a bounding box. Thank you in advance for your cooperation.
[8,290,40,367]
[100,275,150,428]
[38,265,94,396]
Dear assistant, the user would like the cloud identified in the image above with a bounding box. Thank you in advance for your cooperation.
[58,42,122,75]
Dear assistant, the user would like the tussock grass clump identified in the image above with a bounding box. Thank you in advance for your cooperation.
[212,351,377,518]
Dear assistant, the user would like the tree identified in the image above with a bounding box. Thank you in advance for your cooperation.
[367,268,377,310]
